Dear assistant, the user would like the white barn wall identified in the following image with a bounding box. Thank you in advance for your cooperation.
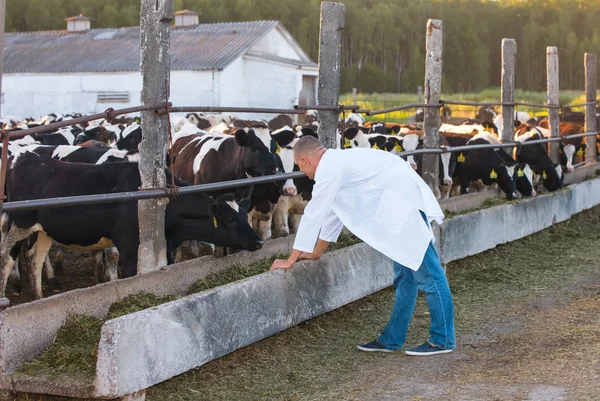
[170,70,218,107]
[250,28,301,60]
[2,72,141,119]
[241,57,299,121]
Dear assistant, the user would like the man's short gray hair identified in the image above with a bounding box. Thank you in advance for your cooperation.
[293,136,324,158]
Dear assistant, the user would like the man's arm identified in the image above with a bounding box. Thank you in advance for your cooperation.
[270,167,344,270]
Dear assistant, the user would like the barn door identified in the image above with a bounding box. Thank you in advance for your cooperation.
[298,75,316,124]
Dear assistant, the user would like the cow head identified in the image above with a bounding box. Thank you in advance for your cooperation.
[342,127,369,149]
[114,123,142,154]
[493,164,519,200]
[235,126,279,177]
[209,195,263,251]
[476,106,498,122]
[271,127,298,196]
[540,163,564,192]
[513,163,536,197]
[400,133,423,170]
[77,125,116,145]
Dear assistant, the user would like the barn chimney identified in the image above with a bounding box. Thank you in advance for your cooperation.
[174,10,200,27]
[65,15,91,32]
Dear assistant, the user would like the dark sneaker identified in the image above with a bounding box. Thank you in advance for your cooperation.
[405,341,453,356]
[356,340,394,353]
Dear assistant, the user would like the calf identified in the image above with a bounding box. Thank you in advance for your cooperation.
[458,132,518,199]
[246,127,296,240]
[171,125,279,201]
[271,129,318,238]
[514,127,564,192]
[0,154,263,299]
[537,120,586,172]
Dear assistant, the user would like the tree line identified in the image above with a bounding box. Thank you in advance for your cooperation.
[7,0,600,94]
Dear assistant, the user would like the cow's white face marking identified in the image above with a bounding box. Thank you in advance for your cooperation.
[555,164,563,179]
[522,164,536,196]
[345,113,365,126]
[506,165,515,178]
[52,145,79,159]
[402,134,420,168]
[252,127,272,150]
[226,200,239,213]
[121,122,140,139]
[280,138,299,195]
[563,144,575,171]
[96,149,128,164]
[192,134,231,174]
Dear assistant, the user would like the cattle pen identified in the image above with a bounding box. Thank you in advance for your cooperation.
[1,1,600,400]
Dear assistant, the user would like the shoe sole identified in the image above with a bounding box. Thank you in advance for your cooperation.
[405,349,453,356]
[356,345,394,353]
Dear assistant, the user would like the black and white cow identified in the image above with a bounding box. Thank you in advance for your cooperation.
[271,128,318,238]
[170,125,280,200]
[458,132,518,199]
[536,120,587,172]
[0,153,264,299]
[514,126,564,192]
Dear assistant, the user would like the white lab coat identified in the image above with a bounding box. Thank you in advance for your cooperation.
[293,148,444,271]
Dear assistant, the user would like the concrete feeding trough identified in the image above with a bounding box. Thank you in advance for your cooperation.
[1,175,600,400]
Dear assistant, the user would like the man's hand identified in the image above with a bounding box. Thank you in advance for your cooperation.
[270,258,295,270]
[298,252,321,260]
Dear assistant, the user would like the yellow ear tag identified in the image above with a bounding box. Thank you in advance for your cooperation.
[213,216,218,228]
[577,148,584,156]
[395,143,403,152]
[543,171,548,179]
[490,168,498,179]
[517,168,524,177]
[275,144,281,154]
[457,153,465,163]
[344,137,351,148]
[372,143,380,150]
[485,126,494,134]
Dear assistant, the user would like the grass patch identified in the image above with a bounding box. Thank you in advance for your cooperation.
[17,292,181,379]
[144,206,600,401]
[18,315,102,378]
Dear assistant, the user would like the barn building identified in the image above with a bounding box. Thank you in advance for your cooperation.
[1,10,318,120]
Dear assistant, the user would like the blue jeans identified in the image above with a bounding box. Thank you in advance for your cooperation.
[378,212,456,350]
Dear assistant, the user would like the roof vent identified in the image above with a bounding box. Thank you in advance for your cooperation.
[174,9,199,27]
[65,15,91,32]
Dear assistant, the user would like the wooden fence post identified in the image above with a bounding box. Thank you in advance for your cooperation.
[501,38,517,151]
[547,46,561,164]
[137,0,174,274]
[585,53,598,164]
[423,19,442,199]
[317,2,345,149]
[0,0,6,116]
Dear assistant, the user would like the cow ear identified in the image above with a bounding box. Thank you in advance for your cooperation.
[343,127,359,140]
[300,127,318,138]
[272,130,296,147]
[234,128,250,147]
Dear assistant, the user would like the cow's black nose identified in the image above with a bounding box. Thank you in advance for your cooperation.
[255,239,264,249]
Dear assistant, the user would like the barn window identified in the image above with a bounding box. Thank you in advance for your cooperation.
[96,91,130,103]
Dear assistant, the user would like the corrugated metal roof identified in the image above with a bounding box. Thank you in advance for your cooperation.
[4,20,286,73]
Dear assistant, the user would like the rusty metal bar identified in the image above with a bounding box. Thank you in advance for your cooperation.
[366,103,441,116]
[442,100,517,107]
[6,104,168,140]
[294,104,359,111]
[2,171,307,213]
[567,101,598,108]
[515,101,560,109]
[156,106,306,115]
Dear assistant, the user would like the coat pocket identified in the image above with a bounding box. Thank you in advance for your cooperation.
[373,191,411,234]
